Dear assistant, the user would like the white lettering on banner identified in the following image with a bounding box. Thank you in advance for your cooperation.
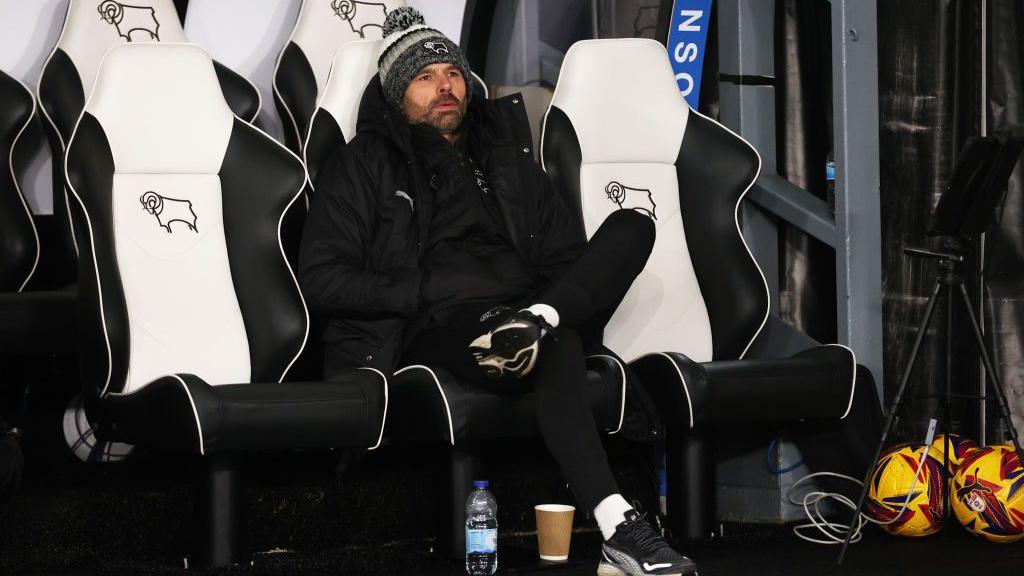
[666,0,713,107]
[677,9,703,32]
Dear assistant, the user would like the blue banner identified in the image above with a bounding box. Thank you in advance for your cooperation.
[666,0,713,108]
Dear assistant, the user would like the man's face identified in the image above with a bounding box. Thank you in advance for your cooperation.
[401,62,468,134]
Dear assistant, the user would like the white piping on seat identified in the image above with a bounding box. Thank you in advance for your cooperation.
[360,367,389,450]
[8,75,41,292]
[170,374,205,455]
[301,106,321,191]
[37,3,81,259]
[108,374,206,455]
[687,107,769,360]
[271,44,305,153]
[471,71,489,99]
[239,71,262,124]
[258,122,313,384]
[64,107,113,396]
[395,364,455,446]
[634,352,695,429]
[820,343,858,420]
[587,354,626,434]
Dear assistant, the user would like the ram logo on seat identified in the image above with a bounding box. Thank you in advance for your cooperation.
[97,1,161,42]
[605,181,657,220]
[330,0,388,38]
[140,192,198,234]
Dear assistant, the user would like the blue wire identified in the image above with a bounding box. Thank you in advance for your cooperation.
[767,438,805,475]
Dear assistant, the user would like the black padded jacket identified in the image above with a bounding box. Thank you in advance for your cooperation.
[298,76,585,376]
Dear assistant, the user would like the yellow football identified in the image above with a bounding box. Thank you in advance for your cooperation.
[952,444,1024,543]
[865,443,945,537]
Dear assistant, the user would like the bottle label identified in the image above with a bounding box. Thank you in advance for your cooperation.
[466,528,497,554]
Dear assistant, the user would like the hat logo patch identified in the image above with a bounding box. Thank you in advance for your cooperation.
[423,41,449,55]
[330,0,389,39]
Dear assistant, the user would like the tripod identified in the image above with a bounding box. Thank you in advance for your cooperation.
[836,133,1024,564]
[837,244,1024,563]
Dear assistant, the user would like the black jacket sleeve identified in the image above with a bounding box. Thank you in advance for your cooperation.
[298,147,422,318]
[530,162,587,282]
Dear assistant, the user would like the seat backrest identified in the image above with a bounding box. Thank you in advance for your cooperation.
[39,0,261,144]
[39,0,187,148]
[64,43,308,397]
[37,0,261,267]
[303,39,382,190]
[183,0,303,143]
[0,70,40,292]
[274,0,407,154]
[542,39,768,362]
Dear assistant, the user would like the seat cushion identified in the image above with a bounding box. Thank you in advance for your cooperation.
[630,344,858,428]
[386,356,625,445]
[95,368,388,454]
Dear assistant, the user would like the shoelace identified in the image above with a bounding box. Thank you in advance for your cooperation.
[620,509,672,556]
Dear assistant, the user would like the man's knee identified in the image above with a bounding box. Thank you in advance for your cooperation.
[534,327,585,384]
[597,209,655,255]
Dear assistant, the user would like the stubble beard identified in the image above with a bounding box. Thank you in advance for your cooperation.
[410,94,467,134]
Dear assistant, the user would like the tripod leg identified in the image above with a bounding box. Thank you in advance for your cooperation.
[943,289,953,527]
[956,284,1024,471]
[838,279,945,565]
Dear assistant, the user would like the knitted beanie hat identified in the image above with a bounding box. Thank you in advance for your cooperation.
[377,7,472,109]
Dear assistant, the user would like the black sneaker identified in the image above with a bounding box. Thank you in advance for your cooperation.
[468,310,553,379]
[599,509,698,576]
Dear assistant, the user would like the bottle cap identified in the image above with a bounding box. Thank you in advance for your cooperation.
[473,480,489,489]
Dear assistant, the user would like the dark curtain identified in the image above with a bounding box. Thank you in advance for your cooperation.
[774,0,836,345]
[876,0,982,437]
[778,0,990,438]
[985,0,1024,439]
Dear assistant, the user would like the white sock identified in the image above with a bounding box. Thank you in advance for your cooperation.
[524,303,559,336]
[594,494,632,540]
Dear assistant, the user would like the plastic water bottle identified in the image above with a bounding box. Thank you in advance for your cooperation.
[465,480,498,575]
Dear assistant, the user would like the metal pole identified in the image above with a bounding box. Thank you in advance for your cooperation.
[978,0,989,446]
[830,0,884,404]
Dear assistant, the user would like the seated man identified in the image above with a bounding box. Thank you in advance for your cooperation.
[299,8,696,575]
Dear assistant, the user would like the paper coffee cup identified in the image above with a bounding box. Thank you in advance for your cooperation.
[535,504,575,561]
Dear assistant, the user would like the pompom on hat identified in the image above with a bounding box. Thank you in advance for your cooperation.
[377,7,473,109]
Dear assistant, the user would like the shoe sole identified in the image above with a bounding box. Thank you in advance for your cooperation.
[597,561,686,576]
[468,322,538,378]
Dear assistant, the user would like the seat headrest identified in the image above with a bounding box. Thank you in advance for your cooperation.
[83,43,234,174]
[318,39,382,143]
[549,39,689,165]
[56,0,186,96]
[289,0,407,95]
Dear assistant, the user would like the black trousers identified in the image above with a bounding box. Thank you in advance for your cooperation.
[404,209,656,510]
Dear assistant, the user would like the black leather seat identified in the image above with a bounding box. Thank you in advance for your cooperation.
[542,38,860,539]
[37,0,261,275]
[0,70,39,295]
[63,43,387,567]
[274,0,406,155]
[0,69,77,356]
